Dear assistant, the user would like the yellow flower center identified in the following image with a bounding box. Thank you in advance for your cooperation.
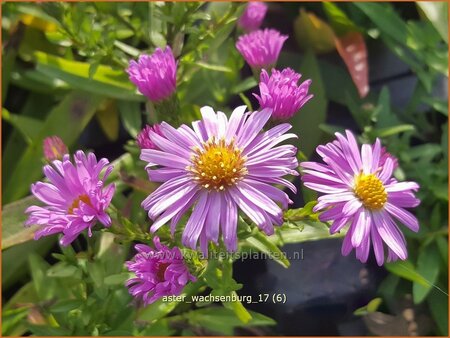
[189,138,247,191]
[354,173,387,210]
[68,194,92,214]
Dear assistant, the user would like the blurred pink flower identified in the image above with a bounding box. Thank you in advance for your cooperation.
[238,2,268,32]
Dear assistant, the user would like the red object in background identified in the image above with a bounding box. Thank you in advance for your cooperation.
[335,31,369,98]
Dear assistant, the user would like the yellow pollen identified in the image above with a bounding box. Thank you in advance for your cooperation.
[189,137,247,191]
[354,173,387,210]
[68,194,92,214]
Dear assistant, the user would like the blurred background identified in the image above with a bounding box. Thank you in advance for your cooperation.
[2,2,448,336]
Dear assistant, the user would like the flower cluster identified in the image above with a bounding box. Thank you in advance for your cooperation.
[24,11,422,310]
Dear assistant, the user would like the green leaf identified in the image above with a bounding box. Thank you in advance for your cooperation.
[4,91,104,203]
[243,230,290,268]
[2,237,54,290]
[417,2,448,43]
[373,124,415,138]
[50,299,83,313]
[413,245,441,304]
[436,236,448,266]
[427,288,449,335]
[284,201,318,221]
[2,196,40,249]
[186,307,275,335]
[271,221,342,245]
[47,263,80,278]
[2,49,16,104]
[194,61,232,73]
[286,50,328,157]
[138,282,200,323]
[354,3,409,45]
[322,2,359,36]
[231,77,257,94]
[222,291,252,324]
[118,100,142,138]
[33,51,144,102]
[2,307,29,336]
[104,272,132,286]
[2,108,44,144]
[353,297,382,316]
[385,260,429,287]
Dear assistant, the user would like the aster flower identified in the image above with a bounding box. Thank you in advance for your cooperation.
[126,237,196,305]
[137,124,163,150]
[127,47,177,102]
[236,29,288,70]
[43,135,68,161]
[238,2,268,32]
[254,68,313,121]
[25,151,115,246]
[300,130,420,265]
[140,106,298,253]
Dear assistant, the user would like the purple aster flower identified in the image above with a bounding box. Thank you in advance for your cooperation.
[236,29,288,70]
[43,135,68,161]
[238,2,268,32]
[137,124,164,150]
[254,68,313,121]
[25,151,115,246]
[300,130,420,266]
[140,106,298,253]
[127,47,177,102]
[126,237,196,305]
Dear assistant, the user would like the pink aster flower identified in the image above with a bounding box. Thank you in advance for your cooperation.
[126,237,196,305]
[137,124,163,150]
[140,106,298,253]
[127,47,177,102]
[25,151,115,246]
[238,2,268,32]
[43,135,68,161]
[236,29,288,70]
[300,130,420,266]
[254,68,313,121]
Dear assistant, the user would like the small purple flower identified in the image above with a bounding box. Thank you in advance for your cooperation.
[254,68,313,120]
[238,2,268,32]
[25,151,115,246]
[137,124,164,150]
[127,47,177,102]
[43,136,68,161]
[236,29,288,70]
[126,237,196,305]
[300,130,420,266]
[140,105,298,253]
